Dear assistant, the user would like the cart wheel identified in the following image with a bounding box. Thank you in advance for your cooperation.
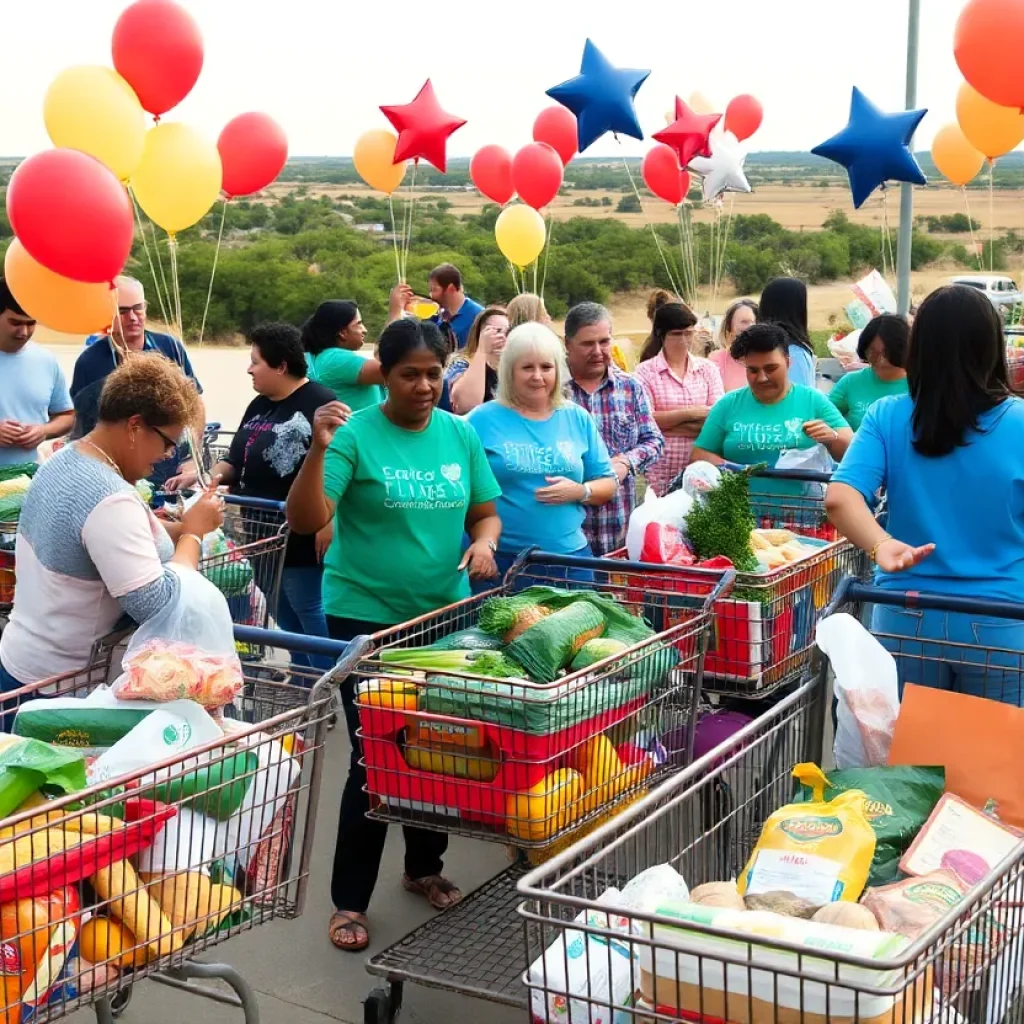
[364,985,401,1024]
[109,983,133,1018]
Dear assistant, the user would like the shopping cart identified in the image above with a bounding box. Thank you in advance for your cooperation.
[612,467,863,698]
[0,625,365,1024]
[358,551,733,1022]
[518,582,1024,1024]
[201,422,235,472]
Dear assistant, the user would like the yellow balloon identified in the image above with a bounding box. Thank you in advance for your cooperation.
[932,123,985,186]
[494,204,547,268]
[44,66,146,183]
[354,130,408,194]
[4,239,115,335]
[688,91,717,115]
[956,81,1024,161]
[131,123,223,233]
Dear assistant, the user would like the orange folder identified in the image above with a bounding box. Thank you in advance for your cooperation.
[889,684,1024,829]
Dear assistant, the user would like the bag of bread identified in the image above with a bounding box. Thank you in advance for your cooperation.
[861,870,968,939]
[739,788,876,904]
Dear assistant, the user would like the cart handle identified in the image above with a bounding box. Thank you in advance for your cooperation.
[830,576,1024,621]
[667,463,834,492]
[222,494,286,513]
[233,625,355,658]
[512,549,735,612]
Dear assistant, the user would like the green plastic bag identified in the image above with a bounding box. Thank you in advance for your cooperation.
[202,559,254,598]
[0,739,87,819]
[794,763,945,886]
[139,750,258,821]
[506,601,606,682]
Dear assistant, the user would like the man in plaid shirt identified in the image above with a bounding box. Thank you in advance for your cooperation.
[565,303,664,555]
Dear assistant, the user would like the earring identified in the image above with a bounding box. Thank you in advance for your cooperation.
[130,431,136,447]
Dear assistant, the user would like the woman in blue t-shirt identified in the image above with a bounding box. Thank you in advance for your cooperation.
[468,322,617,583]
[827,285,1024,703]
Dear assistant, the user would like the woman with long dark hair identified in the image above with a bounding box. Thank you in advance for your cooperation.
[301,300,386,412]
[759,277,816,388]
[826,285,1024,701]
[635,297,723,495]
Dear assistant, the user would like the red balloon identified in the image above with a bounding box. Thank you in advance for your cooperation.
[112,0,204,117]
[7,150,134,285]
[470,145,515,205]
[533,106,578,166]
[642,145,689,206]
[511,143,563,210]
[955,0,1024,111]
[654,97,721,168]
[218,113,289,199]
[725,94,764,143]
[380,80,467,174]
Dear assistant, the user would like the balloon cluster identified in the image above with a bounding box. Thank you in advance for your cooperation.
[6,0,289,335]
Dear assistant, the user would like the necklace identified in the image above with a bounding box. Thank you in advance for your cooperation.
[78,439,123,479]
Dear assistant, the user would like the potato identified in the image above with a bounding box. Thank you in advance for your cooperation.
[689,882,745,910]
[812,902,880,931]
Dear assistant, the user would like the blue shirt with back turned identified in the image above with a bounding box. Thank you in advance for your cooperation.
[833,393,1024,602]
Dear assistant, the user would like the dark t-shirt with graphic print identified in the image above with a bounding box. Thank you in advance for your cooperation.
[225,381,335,567]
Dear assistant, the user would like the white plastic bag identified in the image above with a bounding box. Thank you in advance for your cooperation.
[775,444,833,500]
[816,613,900,769]
[625,486,694,560]
[113,564,243,708]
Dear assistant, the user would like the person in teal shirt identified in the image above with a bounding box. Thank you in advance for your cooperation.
[827,285,1024,703]
[285,317,501,955]
[467,322,617,582]
[828,314,909,430]
[693,322,852,479]
[302,300,386,413]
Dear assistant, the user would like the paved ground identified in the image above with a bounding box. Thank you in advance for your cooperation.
[70,734,526,1024]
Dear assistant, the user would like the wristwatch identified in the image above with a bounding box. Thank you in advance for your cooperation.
[486,539,497,554]
[580,483,593,503]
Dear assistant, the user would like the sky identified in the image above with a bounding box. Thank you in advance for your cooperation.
[0,0,972,159]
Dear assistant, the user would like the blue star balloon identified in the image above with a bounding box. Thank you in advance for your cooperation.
[546,40,651,152]
[812,88,928,209]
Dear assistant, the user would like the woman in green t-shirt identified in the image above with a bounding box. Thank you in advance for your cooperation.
[692,323,852,503]
[828,314,909,430]
[301,299,387,413]
[286,318,502,955]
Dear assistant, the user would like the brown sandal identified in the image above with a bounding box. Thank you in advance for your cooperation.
[402,873,463,910]
[329,910,369,951]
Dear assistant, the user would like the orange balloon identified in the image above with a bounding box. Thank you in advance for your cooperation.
[956,81,1024,160]
[353,130,407,194]
[931,123,985,186]
[954,0,1024,111]
[4,239,115,334]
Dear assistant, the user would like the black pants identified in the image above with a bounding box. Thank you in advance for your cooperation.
[327,615,448,913]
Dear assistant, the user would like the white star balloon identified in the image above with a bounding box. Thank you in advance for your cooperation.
[688,129,752,204]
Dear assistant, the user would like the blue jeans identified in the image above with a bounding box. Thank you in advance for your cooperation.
[473,544,597,595]
[873,604,1024,706]
[275,566,331,672]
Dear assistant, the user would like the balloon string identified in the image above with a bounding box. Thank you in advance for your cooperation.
[507,261,521,296]
[167,233,184,343]
[962,186,983,272]
[676,206,692,306]
[539,210,555,300]
[129,187,171,327]
[712,196,736,312]
[679,204,699,308]
[388,196,403,285]
[402,162,420,282]
[988,159,995,274]
[198,199,228,346]
[619,150,684,299]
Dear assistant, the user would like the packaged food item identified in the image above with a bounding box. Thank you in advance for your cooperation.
[506,769,582,843]
[506,602,606,683]
[116,640,242,708]
[637,901,926,1024]
[812,901,879,930]
[861,870,968,939]
[0,740,85,820]
[738,788,876,904]
[900,793,1023,882]
[793,763,945,886]
[689,882,744,910]
[744,890,820,918]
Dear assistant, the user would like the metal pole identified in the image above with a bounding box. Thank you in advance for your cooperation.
[897,0,921,315]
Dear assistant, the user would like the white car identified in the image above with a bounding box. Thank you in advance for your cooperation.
[949,274,1023,316]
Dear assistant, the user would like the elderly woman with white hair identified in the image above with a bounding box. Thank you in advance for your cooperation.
[467,322,617,582]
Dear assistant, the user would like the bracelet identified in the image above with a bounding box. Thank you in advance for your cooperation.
[580,483,593,504]
[181,533,204,550]
[869,535,893,563]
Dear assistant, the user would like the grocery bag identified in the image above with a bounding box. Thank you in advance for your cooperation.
[816,612,900,768]
[625,486,694,560]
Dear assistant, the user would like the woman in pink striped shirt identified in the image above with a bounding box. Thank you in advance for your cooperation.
[635,298,724,496]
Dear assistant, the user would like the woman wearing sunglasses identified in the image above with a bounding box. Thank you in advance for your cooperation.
[0,354,224,701]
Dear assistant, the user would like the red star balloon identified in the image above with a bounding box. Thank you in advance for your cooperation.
[380,80,467,174]
[654,97,722,169]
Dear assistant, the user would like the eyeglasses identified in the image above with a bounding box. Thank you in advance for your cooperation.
[118,303,148,318]
[147,424,178,456]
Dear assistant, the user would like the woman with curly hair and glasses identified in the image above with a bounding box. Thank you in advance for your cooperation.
[0,353,224,695]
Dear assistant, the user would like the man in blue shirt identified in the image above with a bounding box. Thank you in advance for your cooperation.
[70,276,205,488]
[428,263,483,352]
[0,279,74,466]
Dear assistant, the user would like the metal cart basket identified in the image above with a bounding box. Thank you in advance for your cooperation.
[358,551,732,1022]
[0,625,359,1024]
[518,581,1024,1024]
